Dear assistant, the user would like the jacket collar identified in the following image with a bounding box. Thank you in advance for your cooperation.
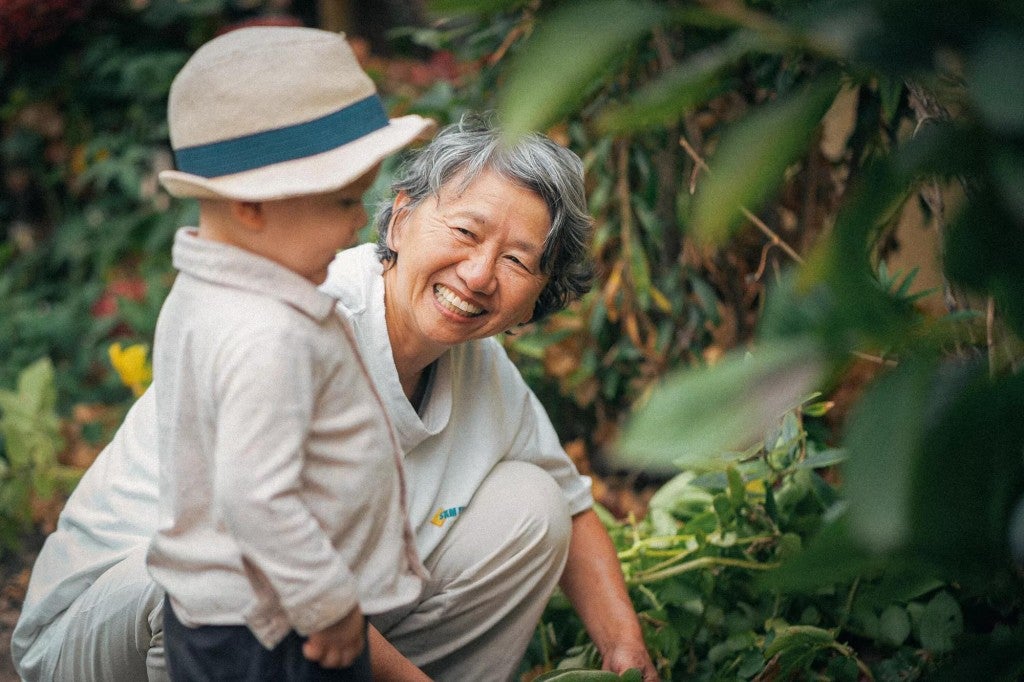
[171,228,336,321]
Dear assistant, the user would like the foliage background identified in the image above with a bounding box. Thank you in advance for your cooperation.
[2,0,1024,679]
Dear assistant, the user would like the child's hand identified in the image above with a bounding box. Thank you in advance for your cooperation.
[302,605,365,668]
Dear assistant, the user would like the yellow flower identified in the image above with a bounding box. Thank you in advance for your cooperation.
[108,342,152,397]
[745,478,767,496]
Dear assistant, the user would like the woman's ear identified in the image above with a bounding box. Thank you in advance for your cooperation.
[386,191,412,252]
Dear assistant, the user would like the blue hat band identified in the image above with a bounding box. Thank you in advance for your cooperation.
[173,94,389,178]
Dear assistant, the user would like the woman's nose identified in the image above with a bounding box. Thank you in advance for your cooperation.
[457,251,498,295]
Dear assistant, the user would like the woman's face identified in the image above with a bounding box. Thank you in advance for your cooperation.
[384,169,551,352]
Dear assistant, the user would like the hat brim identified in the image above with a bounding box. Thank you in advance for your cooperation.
[159,114,435,201]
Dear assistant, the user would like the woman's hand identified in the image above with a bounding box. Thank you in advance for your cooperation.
[302,605,365,668]
[602,642,660,681]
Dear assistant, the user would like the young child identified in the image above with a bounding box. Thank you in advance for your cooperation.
[146,26,432,680]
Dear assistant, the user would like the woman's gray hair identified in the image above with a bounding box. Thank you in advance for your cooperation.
[374,115,593,322]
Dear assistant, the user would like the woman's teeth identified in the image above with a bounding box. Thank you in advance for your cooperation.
[435,284,483,316]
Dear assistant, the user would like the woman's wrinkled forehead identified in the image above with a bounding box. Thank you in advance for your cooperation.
[433,167,551,217]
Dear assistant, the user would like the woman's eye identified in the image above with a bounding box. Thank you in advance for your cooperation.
[506,255,532,272]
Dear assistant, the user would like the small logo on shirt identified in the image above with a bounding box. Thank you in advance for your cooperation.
[430,505,465,527]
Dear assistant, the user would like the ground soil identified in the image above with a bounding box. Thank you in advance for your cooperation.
[1,533,41,682]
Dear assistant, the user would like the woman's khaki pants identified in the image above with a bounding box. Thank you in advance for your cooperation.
[44,461,572,682]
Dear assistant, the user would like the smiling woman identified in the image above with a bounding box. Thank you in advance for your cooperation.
[315,117,657,680]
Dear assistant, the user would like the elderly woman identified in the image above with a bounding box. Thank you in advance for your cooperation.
[13,118,658,682]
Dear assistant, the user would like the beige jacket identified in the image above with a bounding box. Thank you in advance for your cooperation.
[146,229,424,649]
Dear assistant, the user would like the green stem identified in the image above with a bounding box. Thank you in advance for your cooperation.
[537,620,551,668]
[617,534,696,561]
[838,576,860,631]
[629,556,781,585]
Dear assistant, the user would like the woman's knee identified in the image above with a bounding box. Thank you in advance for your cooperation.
[477,461,572,558]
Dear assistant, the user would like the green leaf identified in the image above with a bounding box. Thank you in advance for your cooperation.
[918,591,963,654]
[499,0,669,138]
[877,73,905,125]
[878,604,911,647]
[928,623,1024,682]
[689,275,721,325]
[646,471,713,534]
[428,0,524,14]
[616,338,823,471]
[801,400,832,417]
[968,29,1024,134]
[690,77,839,245]
[944,187,1024,338]
[727,466,745,509]
[909,369,1024,579]
[797,448,846,470]
[843,358,935,553]
[764,624,834,657]
[798,157,912,345]
[992,148,1024,222]
[762,517,874,593]
[598,33,756,133]
[15,357,56,417]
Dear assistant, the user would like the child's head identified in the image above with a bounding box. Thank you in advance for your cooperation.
[199,164,379,284]
[158,27,434,283]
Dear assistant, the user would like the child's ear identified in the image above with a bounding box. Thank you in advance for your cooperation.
[386,192,412,252]
[231,201,265,231]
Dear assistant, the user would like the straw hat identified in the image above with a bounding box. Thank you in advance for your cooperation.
[158,26,434,201]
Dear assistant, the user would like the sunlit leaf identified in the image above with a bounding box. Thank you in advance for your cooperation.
[498,0,669,138]
[691,77,839,245]
[615,338,823,471]
[14,357,55,417]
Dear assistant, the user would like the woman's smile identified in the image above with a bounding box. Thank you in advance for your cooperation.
[434,283,484,317]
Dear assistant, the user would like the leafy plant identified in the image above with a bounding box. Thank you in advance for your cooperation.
[0,357,80,556]
[524,401,967,680]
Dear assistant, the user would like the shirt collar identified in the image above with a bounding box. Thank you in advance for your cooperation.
[171,228,336,321]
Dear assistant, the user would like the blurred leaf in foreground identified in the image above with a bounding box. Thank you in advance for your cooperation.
[690,77,839,245]
[615,338,824,472]
[498,0,669,138]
